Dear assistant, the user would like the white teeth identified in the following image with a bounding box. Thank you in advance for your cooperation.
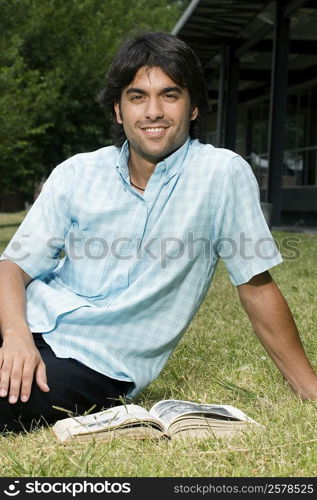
[144,127,165,132]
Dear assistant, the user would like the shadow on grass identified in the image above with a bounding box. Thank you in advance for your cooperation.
[214,378,262,399]
[0,223,20,229]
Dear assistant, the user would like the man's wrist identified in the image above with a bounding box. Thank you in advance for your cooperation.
[1,323,33,341]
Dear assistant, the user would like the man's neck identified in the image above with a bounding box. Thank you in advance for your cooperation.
[128,148,159,191]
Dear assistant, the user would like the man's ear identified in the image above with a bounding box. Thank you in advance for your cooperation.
[114,102,123,124]
[190,106,198,121]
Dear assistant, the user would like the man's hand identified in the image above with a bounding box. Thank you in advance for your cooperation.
[0,260,49,403]
[0,332,49,404]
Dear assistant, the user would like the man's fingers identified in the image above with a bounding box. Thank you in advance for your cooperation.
[35,360,50,393]
[0,346,49,402]
[7,359,23,404]
[20,361,36,403]
[0,349,3,384]
[0,355,12,398]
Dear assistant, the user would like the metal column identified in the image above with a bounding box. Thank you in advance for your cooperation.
[224,45,239,151]
[216,42,226,147]
[267,0,290,226]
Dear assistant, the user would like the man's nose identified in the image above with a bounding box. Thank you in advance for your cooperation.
[144,97,163,120]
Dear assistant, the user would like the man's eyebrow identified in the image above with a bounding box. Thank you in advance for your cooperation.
[160,86,183,94]
[125,86,183,95]
[125,88,146,95]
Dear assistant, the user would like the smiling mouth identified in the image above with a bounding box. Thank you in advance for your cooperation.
[142,127,167,131]
[140,126,170,138]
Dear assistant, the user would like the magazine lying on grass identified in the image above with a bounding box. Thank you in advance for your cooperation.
[52,399,263,443]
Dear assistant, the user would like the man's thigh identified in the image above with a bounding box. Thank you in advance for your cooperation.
[0,333,131,433]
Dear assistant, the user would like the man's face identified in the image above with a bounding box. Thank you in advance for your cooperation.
[114,66,198,164]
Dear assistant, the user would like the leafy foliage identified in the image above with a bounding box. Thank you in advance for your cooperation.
[0,0,188,200]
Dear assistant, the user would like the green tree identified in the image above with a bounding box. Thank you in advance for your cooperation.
[0,0,187,205]
[0,0,62,198]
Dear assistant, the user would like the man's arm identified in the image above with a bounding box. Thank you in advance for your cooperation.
[238,270,317,400]
[0,260,49,404]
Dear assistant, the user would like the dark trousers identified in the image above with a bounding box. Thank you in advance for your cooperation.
[0,333,132,433]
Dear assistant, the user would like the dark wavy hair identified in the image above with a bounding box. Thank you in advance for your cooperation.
[96,32,209,146]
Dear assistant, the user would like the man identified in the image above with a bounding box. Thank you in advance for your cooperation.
[1,32,317,433]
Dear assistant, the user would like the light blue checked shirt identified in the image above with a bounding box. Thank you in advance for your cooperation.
[1,138,282,398]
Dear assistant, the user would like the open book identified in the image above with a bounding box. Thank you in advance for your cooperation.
[52,399,262,443]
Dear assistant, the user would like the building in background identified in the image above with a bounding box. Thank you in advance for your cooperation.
[173,0,317,227]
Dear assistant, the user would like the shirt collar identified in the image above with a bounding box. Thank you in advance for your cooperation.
[116,137,192,183]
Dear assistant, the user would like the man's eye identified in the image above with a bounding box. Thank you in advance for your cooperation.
[164,94,178,101]
[131,95,144,101]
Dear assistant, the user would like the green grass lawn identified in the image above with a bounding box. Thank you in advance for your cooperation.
[0,212,317,476]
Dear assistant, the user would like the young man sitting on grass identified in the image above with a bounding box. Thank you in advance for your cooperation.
[1,32,317,433]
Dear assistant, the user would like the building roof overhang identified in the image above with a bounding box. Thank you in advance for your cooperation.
[173,0,317,101]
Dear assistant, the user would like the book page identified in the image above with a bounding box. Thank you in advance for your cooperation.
[52,404,162,438]
[150,400,259,427]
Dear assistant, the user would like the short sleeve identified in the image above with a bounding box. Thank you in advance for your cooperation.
[213,155,283,285]
[0,164,72,279]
